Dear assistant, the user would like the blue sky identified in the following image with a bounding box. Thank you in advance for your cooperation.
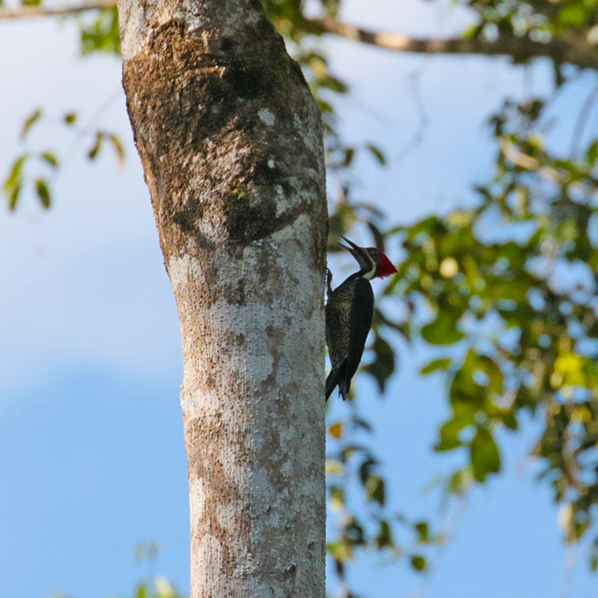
[1,1,598,597]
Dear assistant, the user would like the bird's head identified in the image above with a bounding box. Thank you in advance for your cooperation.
[340,237,397,280]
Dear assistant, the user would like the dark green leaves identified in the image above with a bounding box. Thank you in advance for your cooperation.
[6,105,125,211]
[41,152,59,168]
[88,131,126,167]
[366,143,386,166]
[3,151,56,210]
[376,520,393,549]
[364,334,395,392]
[470,428,501,482]
[35,178,51,209]
[415,521,429,542]
[421,313,464,345]
[410,555,427,572]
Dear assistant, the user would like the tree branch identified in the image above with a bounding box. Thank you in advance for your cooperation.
[2,3,597,71]
[306,17,598,71]
[0,0,113,19]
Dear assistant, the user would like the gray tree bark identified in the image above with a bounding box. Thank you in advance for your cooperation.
[116,1,328,596]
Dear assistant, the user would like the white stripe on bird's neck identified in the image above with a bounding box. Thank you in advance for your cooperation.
[361,255,377,280]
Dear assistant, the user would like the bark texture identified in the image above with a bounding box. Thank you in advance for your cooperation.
[117,1,327,596]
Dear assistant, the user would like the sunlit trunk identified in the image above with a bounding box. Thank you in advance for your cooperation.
[117,1,327,596]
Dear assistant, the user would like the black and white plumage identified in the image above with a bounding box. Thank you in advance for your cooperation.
[325,237,397,401]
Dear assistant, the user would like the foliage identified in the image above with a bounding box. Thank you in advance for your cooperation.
[121,578,186,598]
[262,0,598,590]
[2,105,124,211]
[4,0,598,596]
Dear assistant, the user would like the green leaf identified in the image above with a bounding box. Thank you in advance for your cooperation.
[587,140,598,165]
[434,437,461,452]
[462,23,483,39]
[326,459,344,475]
[155,577,176,598]
[343,147,355,167]
[80,7,121,56]
[366,143,386,166]
[41,151,59,168]
[107,133,126,168]
[35,178,51,209]
[20,108,42,141]
[359,457,378,485]
[367,222,385,252]
[415,521,429,542]
[500,410,518,431]
[558,2,588,26]
[406,215,442,240]
[329,485,344,509]
[435,409,475,452]
[321,75,348,94]
[363,334,395,392]
[376,520,393,549]
[447,468,473,495]
[470,428,501,483]
[8,184,21,211]
[410,555,427,572]
[420,357,451,375]
[3,153,29,192]
[421,312,464,345]
[88,131,103,160]
[366,475,385,505]
[449,349,498,407]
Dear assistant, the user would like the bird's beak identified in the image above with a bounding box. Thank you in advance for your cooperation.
[339,236,361,253]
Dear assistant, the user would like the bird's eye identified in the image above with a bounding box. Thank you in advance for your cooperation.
[369,248,376,255]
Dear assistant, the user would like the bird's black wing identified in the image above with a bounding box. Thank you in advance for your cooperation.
[339,278,374,398]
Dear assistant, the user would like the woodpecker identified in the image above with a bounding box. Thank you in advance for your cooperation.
[326,237,397,401]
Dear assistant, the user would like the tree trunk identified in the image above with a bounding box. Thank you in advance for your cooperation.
[117,1,328,596]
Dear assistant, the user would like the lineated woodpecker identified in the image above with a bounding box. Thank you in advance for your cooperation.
[325,237,397,401]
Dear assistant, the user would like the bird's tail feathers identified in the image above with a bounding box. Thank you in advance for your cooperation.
[326,369,340,401]
[338,379,351,401]
[326,365,351,401]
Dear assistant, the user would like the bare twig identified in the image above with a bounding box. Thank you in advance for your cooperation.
[401,495,470,598]
[559,543,579,598]
[371,63,431,206]
[56,86,124,180]
[394,68,430,165]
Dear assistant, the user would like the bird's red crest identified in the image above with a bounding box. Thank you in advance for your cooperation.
[376,253,397,278]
